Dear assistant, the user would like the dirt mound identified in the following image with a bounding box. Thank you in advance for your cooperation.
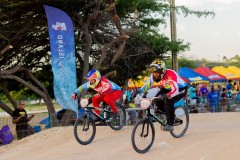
[1,112,240,160]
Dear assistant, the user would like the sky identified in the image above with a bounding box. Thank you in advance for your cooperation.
[162,0,240,61]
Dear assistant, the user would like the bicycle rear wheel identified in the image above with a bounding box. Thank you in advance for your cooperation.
[74,114,96,145]
[108,102,126,130]
[170,106,189,138]
[131,117,155,154]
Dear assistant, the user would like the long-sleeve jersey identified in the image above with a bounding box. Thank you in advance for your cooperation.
[139,69,188,98]
[75,77,121,95]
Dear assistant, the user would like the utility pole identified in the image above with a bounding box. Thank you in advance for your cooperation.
[170,0,178,72]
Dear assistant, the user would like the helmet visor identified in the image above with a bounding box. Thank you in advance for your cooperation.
[148,66,158,73]
[85,70,98,79]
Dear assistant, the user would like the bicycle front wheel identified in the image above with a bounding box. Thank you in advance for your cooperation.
[108,102,126,130]
[74,115,96,145]
[131,117,155,154]
[170,106,189,138]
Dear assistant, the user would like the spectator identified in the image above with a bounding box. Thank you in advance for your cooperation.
[235,89,240,104]
[126,90,132,103]
[123,97,138,125]
[199,83,208,98]
[233,81,238,91]
[188,84,201,108]
[12,100,35,140]
[195,85,200,97]
[128,98,138,125]
[189,85,197,99]
[226,80,233,90]
[216,85,222,97]
[199,83,209,103]
[226,80,232,98]
[220,88,228,112]
[207,86,219,112]
[238,82,240,91]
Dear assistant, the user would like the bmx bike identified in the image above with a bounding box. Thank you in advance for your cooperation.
[73,97,126,145]
[131,96,189,153]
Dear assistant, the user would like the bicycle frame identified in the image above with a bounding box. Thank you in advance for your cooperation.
[131,98,189,153]
[140,96,185,127]
[82,104,113,123]
[145,107,167,126]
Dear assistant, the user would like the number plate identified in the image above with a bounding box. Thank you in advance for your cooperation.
[140,98,151,109]
[80,98,89,108]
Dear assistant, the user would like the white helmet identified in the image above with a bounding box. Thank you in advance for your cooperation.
[149,59,166,79]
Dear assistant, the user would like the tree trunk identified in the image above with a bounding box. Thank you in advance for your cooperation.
[0,79,17,109]
[0,65,58,127]
[60,109,76,126]
[0,101,13,116]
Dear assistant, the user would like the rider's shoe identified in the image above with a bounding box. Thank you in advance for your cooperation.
[111,112,118,121]
[163,125,174,131]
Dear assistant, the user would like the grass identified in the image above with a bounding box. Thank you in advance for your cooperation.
[0,102,62,112]
[23,103,62,112]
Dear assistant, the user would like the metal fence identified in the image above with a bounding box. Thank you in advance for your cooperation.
[187,97,240,113]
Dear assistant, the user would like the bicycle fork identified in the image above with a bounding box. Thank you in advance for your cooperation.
[141,118,150,138]
[82,114,90,131]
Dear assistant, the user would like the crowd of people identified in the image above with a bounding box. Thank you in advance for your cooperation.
[187,80,240,112]
[124,79,240,126]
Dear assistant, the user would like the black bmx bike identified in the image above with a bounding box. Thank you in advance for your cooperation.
[131,97,189,153]
[73,97,126,145]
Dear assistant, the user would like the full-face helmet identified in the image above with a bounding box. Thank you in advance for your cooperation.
[85,69,101,89]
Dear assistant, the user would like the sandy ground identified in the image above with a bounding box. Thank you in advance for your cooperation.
[1,112,240,160]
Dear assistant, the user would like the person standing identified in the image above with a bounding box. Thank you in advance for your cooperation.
[12,100,35,140]
[199,83,209,99]
[207,86,219,112]
[226,80,233,98]
[220,88,228,112]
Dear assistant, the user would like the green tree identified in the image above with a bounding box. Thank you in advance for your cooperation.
[0,0,214,121]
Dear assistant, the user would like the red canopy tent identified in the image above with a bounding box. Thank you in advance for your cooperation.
[195,67,226,82]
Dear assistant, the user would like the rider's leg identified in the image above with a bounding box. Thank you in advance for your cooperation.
[173,87,188,102]
[163,95,175,126]
[92,94,104,115]
[103,90,122,114]
[153,98,165,112]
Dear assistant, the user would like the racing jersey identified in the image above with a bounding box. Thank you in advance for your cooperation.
[139,69,188,98]
[75,77,121,95]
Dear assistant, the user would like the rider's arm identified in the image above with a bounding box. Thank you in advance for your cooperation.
[139,74,154,93]
[155,82,172,97]
[164,70,181,98]
[75,82,90,94]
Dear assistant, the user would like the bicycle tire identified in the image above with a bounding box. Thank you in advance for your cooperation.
[108,102,126,130]
[74,114,96,145]
[170,106,189,138]
[131,117,155,154]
